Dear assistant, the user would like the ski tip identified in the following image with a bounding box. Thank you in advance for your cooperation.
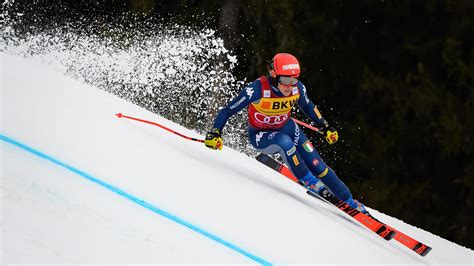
[116,113,123,118]
[420,246,432,256]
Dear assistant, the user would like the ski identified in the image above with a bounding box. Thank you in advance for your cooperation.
[256,153,432,256]
[256,153,395,240]
[369,215,433,256]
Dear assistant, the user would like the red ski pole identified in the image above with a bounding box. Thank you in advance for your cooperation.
[292,118,323,135]
[116,113,205,143]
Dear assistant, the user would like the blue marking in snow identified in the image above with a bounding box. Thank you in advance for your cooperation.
[0,133,272,265]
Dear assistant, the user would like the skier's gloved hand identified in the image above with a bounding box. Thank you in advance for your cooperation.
[205,128,223,150]
[322,125,339,145]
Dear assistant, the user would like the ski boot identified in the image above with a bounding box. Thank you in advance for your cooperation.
[299,171,326,194]
[345,196,369,214]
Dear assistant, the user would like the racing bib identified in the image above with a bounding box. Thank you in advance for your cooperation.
[248,76,299,129]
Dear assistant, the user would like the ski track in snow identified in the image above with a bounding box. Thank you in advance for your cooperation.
[1,54,473,264]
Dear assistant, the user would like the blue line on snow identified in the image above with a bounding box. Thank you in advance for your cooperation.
[0,134,272,265]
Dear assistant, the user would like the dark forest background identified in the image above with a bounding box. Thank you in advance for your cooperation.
[5,0,473,248]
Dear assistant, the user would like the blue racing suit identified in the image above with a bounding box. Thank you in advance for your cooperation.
[212,76,352,202]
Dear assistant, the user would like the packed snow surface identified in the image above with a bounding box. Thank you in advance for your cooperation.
[1,54,473,264]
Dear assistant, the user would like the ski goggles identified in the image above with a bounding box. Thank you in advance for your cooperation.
[278,76,299,86]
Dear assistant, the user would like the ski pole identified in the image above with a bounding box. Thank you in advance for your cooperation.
[116,113,205,143]
[292,118,323,135]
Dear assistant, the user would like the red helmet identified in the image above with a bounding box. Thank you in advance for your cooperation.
[270,53,300,77]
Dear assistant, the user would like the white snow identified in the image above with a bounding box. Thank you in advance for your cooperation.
[1,53,473,264]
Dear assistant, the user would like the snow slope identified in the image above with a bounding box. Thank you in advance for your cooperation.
[1,54,473,264]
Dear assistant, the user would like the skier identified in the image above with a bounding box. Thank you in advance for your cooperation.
[204,53,367,213]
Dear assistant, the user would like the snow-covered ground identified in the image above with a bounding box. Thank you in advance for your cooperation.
[1,54,473,264]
